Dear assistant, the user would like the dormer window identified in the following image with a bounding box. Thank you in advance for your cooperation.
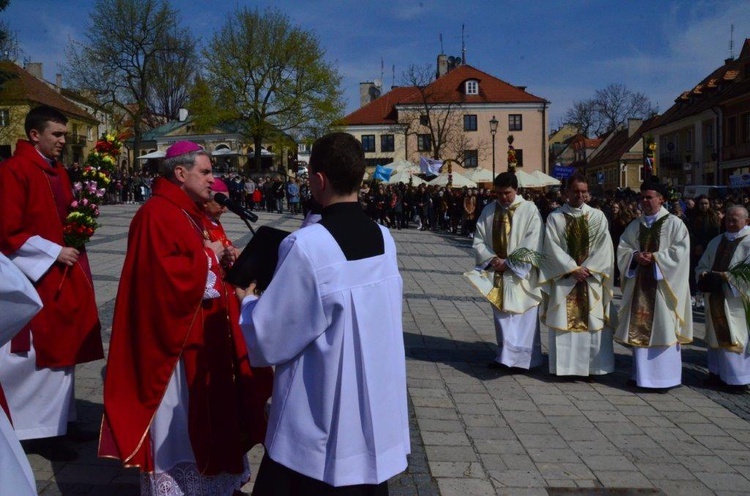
[465,80,478,95]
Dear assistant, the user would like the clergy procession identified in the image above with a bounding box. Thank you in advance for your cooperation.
[3,105,750,495]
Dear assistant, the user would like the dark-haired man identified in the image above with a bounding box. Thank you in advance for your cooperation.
[239,132,410,494]
[540,174,615,378]
[615,181,692,390]
[470,172,544,370]
[0,105,103,461]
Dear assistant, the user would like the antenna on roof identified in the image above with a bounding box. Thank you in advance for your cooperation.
[381,57,384,83]
[729,24,735,59]
[461,24,466,64]
[440,33,444,54]
[392,64,396,88]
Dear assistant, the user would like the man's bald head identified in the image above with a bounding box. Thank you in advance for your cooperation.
[725,205,749,233]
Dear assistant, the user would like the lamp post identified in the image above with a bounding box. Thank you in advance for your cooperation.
[489,115,498,180]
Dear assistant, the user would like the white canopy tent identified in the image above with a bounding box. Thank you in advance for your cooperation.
[532,170,561,187]
[388,170,427,186]
[136,150,166,160]
[429,172,477,188]
[383,159,420,174]
[211,148,241,157]
[515,170,545,188]
[462,167,494,183]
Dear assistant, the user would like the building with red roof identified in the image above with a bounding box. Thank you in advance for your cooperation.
[340,56,550,178]
[646,38,750,186]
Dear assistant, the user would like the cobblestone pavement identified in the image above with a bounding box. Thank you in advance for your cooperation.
[29,204,750,495]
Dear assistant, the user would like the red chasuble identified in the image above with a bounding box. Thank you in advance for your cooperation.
[0,140,102,367]
[100,178,269,475]
[204,216,274,452]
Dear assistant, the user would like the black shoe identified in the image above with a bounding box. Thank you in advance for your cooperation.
[66,423,99,443]
[626,379,638,388]
[487,361,504,370]
[720,383,748,395]
[705,372,722,387]
[21,438,78,461]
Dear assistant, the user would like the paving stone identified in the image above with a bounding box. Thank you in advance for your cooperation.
[487,468,546,488]
[692,471,750,492]
[429,461,486,478]
[535,462,595,481]
[436,478,496,496]
[593,470,655,488]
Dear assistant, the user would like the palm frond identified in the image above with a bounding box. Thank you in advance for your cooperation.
[728,257,750,285]
[507,247,544,268]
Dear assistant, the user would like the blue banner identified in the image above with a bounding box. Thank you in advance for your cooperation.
[553,166,575,179]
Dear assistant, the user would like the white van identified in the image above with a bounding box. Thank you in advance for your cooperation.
[682,185,728,199]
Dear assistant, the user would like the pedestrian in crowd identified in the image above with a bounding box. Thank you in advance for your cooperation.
[0,105,103,461]
[540,174,615,379]
[100,141,271,494]
[287,177,300,214]
[0,252,43,495]
[462,187,477,236]
[615,180,692,391]
[263,176,274,212]
[690,195,722,308]
[273,177,285,214]
[245,175,256,210]
[696,205,750,392]
[239,132,410,494]
[472,172,544,370]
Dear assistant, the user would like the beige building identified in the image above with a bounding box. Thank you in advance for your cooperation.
[341,57,550,179]
[0,61,98,163]
[586,118,656,192]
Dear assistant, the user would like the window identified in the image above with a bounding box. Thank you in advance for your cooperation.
[464,150,478,168]
[381,134,395,152]
[514,149,524,167]
[419,114,429,126]
[704,123,714,147]
[728,117,737,146]
[464,114,477,131]
[87,126,95,141]
[361,135,375,152]
[686,129,693,151]
[743,113,750,143]
[509,114,522,131]
[0,109,8,126]
[417,134,431,152]
[465,80,478,95]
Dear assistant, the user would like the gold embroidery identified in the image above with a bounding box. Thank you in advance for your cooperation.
[490,204,520,311]
[708,236,744,352]
[627,217,667,346]
[564,213,590,331]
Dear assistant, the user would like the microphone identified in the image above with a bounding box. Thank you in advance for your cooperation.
[212,192,258,222]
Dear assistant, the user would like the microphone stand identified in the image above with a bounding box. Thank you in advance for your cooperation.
[242,216,256,235]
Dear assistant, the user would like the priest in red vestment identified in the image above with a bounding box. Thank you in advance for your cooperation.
[0,105,102,461]
[100,142,271,495]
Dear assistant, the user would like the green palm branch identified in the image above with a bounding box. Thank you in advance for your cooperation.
[507,247,544,268]
[564,213,605,264]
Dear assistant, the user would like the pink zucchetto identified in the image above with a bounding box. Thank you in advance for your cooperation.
[165,141,203,159]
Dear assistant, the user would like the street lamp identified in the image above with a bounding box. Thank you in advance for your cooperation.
[489,115,498,180]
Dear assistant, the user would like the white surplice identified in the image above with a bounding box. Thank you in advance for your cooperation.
[0,236,75,440]
[240,223,410,487]
[471,197,544,369]
[696,226,750,385]
[539,203,615,376]
[0,252,43,496]
[616,208,692,388]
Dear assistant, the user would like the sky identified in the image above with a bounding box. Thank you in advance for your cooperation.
[3,0,749,131]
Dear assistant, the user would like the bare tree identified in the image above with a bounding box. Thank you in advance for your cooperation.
[65,0,196,164]
[203,7,344,170]
[397,63,488,165]
[148,29,197,120]
[565,83,657,137]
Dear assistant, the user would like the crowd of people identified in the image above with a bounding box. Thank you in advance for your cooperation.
[2,104,750,496]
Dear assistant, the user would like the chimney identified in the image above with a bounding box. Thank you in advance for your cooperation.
[56,73,62,92]
[628,118,642,137]
[25,62,43,80]
[437,54,449,78]
[516,86,527,92]
[359,81,381,107]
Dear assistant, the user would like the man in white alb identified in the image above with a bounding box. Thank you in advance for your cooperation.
[616,180,692,390]
[696,205,750,391]
[471,172,544,370]
[239,132,410,495]
[540,174,615,378]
